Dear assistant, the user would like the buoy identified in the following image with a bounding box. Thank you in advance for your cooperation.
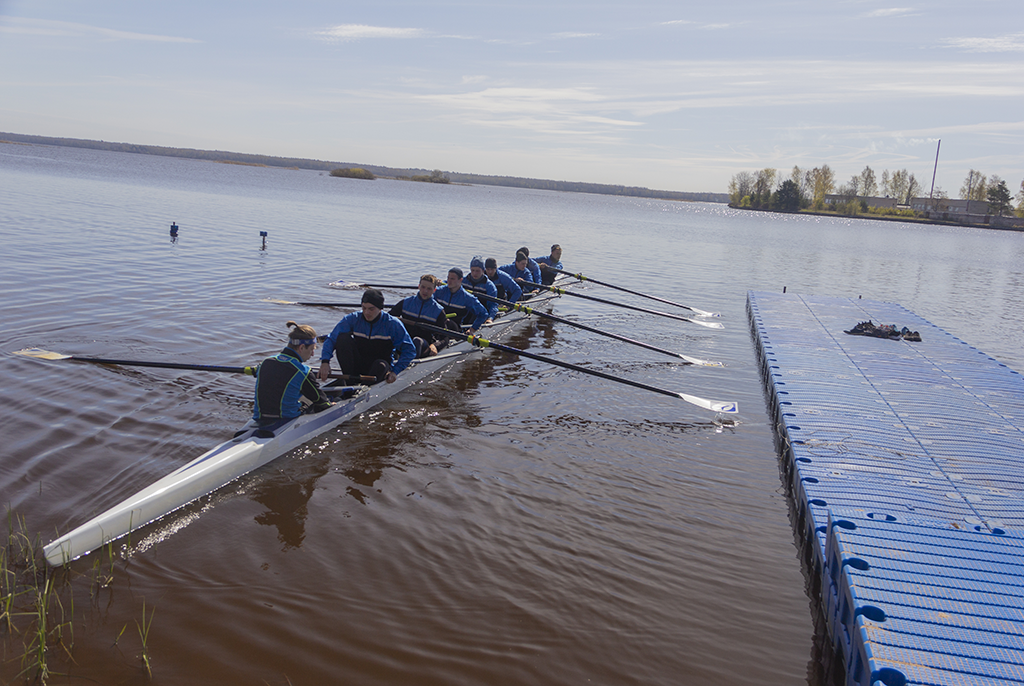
[170,222,179,237]
[260,230,268,250]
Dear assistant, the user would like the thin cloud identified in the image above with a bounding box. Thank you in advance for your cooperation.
[314,24,424,41]
[0,16,199,42]
[660,20,694,26]
[552,32,599,39]
[944,33,1024,53]
[864,8,916,18]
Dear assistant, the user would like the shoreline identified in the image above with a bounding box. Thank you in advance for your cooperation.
[729,203,1024,232]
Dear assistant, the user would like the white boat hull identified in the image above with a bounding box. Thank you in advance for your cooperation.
[43,286,563,565]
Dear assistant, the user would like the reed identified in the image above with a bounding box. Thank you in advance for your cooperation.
[137,599,154,678]
[3,509,158,683]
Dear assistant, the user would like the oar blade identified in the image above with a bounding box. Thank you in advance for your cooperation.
[679,354,725,368]
[689,318,724,330]
[328,280,367,290]
[261,298,299,305]
[678,392,738,414]
[13,348,72,361]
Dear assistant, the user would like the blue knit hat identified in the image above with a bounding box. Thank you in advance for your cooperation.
[470,256,484,269]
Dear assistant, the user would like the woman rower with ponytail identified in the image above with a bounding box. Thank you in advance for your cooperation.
[253,321,333,423]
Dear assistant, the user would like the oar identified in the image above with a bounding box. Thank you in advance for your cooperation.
[552,268,720,317]
[414,325,737,413]
[13,348,375,382]
[476,293,724,367]
[263,298,374,307]
[531,283,723,329]
[327,281,417,290]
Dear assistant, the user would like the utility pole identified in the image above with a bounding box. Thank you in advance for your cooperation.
[928,139,941,209]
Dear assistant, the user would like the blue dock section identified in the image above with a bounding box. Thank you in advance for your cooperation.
[747,291,1024,686]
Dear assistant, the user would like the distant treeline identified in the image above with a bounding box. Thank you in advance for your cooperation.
[0,132,727,204]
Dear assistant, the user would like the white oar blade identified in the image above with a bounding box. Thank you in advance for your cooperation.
[678,392,738,414]
[680,354,725,368]
[693,309,722,318]
[261,298,299,305]
[13,348,72,361]
[327,280,366,290]
[689,318,724,329]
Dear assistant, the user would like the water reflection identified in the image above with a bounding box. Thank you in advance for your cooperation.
[248,458,328,550]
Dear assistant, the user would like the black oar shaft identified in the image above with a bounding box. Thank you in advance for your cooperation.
[60,355,370,381]
[417,323,682,400]
[477,293,692,363]
[412,323,741,414]
[66,356,254,374]
[553,268,717,316]
[533,283,710,326]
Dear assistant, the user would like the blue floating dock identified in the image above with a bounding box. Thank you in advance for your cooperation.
[747,291,1024,686]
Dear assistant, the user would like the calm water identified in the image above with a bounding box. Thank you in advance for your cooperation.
[1,142,1022,685]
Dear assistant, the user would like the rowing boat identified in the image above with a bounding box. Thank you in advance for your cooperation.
[42,282,569,566]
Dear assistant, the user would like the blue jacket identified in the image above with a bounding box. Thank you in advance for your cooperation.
[321,311,416,375]
[254,347,331,420]
[487,269,523,304]
[526,257,542,285]
[390,294,450,346]
[535,256,563,285]
[463,273,500,318]
[435,285,489,330]
[499,262,538,292]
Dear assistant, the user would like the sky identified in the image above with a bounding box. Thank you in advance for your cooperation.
[1,0,1022,195]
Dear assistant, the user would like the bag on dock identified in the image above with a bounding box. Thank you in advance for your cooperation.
[844,320,921,341]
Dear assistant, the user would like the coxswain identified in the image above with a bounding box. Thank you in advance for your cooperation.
[434,267,489,334]
[534,244,563,285]
[253,321,332,423]
[390,274,452,358]
[484,257,523,304]
[499,252,539,294]
[319,289,416,384]
[463,256,500,322]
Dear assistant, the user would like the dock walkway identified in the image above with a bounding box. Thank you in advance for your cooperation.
[747,291,1024,686]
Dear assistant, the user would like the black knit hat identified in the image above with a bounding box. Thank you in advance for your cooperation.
[361,288,385,309]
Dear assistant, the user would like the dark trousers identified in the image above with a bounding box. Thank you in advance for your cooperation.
[334,333,391,383]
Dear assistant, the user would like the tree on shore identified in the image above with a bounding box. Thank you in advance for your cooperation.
[859,166,878,197]
[1017,180,1024,218]
[883,169,921,205]
[728,171,754,205]
[752,168,777,206]
[805,165,835,209]
[987,177,1013,215]
[773,179,802,212]
[960,170,987,201]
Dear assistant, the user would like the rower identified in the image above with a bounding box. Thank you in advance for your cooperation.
[535,244,563,285]
[517,246,543,285]
[319,289,416,384]
[499,252,539,294]
[484,257,523,304]
[253,321,333,424]
[434,267,489,334]
[463,256,500,322]
[389,274,452,358]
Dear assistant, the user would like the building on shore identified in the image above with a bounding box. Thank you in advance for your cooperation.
[823,195,898,209]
